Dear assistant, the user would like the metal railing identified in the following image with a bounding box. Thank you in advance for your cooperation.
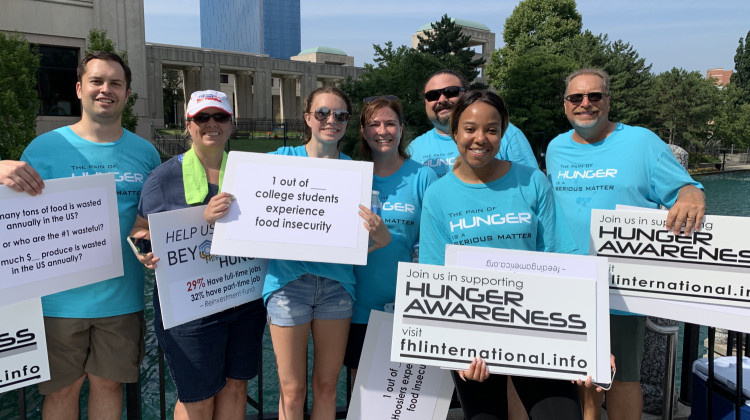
[646,318,680,419]
[233,119,305,140]
[152,130,190,157]
[7,325,750,418]
[152,118,306,159]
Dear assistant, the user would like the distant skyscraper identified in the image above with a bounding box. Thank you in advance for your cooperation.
[200,0,301,60]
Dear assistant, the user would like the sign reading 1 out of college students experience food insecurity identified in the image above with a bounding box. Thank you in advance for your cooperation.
[210,152,373,265]
[590,207,750,332]
[391,246,611,383]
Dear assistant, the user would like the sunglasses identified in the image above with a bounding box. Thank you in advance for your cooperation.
[363,95,399,103]
[424,86,465,102]
[564,92,608,105]
[311,107,350,123]
[189,113,232,124]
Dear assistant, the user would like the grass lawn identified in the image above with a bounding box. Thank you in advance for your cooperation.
[228,137,304,153]
[155,128,304,154]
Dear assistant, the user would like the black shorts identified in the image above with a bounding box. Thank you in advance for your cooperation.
[452,372,582,419]
[343,323,368,370]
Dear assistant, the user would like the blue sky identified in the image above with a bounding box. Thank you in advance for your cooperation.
[143,0,750,74]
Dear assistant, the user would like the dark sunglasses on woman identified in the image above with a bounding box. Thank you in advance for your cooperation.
[311,107,350,123]
[189,113,232,123]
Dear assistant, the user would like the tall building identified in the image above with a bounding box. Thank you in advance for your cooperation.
[200,0,301,60]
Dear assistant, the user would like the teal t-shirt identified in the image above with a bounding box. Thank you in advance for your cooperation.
[352,159,437,323]
[407,123,538,178]
[262,145,357,303]
[420,164,576,267]
[21,126,161,317]
[546,123,703,316]
[545,123,703,256]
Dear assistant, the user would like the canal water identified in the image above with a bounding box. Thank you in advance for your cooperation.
[1,171,748,419]
[673,170,750,395]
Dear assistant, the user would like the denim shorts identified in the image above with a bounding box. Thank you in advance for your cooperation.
[154,289,266,403]
[266,274,353,326]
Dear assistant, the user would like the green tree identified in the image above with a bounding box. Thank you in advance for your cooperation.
[501,49,577,143]
[600,40,654,127]
[502,0,582,51]
[712,84,750,150]
[730,30,750,104]
[559,31,654,126]
[162,69,184,127]
[339,42,445,157]
[416,14,485,83]
[85,29,138,132]
[487,0,582,91]
[0,32,40,160]
[651,68,719,157]
[559,30,609,68]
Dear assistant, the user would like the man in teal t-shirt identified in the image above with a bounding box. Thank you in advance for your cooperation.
[546,68,705,420]
[407,69,538,177]
[20,51,160,419]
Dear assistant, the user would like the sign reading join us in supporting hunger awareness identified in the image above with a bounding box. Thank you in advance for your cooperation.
[0,174,122,305]
[0,298,50,393]
[211,152,374,265]
[347,311,453,420]
[392,262,605,382]
[590,208,750,331]
[444,245,612,383]
[149,206,268,329]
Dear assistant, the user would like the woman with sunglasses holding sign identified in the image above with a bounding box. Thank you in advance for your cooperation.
[343,96,437,382]
[418,90,587,419]
[130,90,267,420]
[206,86,390,420]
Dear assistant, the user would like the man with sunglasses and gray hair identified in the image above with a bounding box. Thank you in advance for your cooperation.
[21,51,160,419]
[545,68,705,420]
[407,69,538,177]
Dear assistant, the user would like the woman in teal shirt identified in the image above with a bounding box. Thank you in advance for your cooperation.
[344,96,437,380]
[419,90,583,419]
[205,86,390,420]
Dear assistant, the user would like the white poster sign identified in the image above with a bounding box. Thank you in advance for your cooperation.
[599,205,750,333]
[211,152,373,265]
[347,311,453,420]
[149,206,268,329]
[0,174,122,305]
[392,262,604,382]
[0,298,50,392]
[444,245,611,382]
[591,209,750,307]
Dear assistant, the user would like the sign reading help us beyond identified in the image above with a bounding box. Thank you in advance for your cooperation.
[149,205,268,329]
[392,262,601,382]
[211,152,373,265]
